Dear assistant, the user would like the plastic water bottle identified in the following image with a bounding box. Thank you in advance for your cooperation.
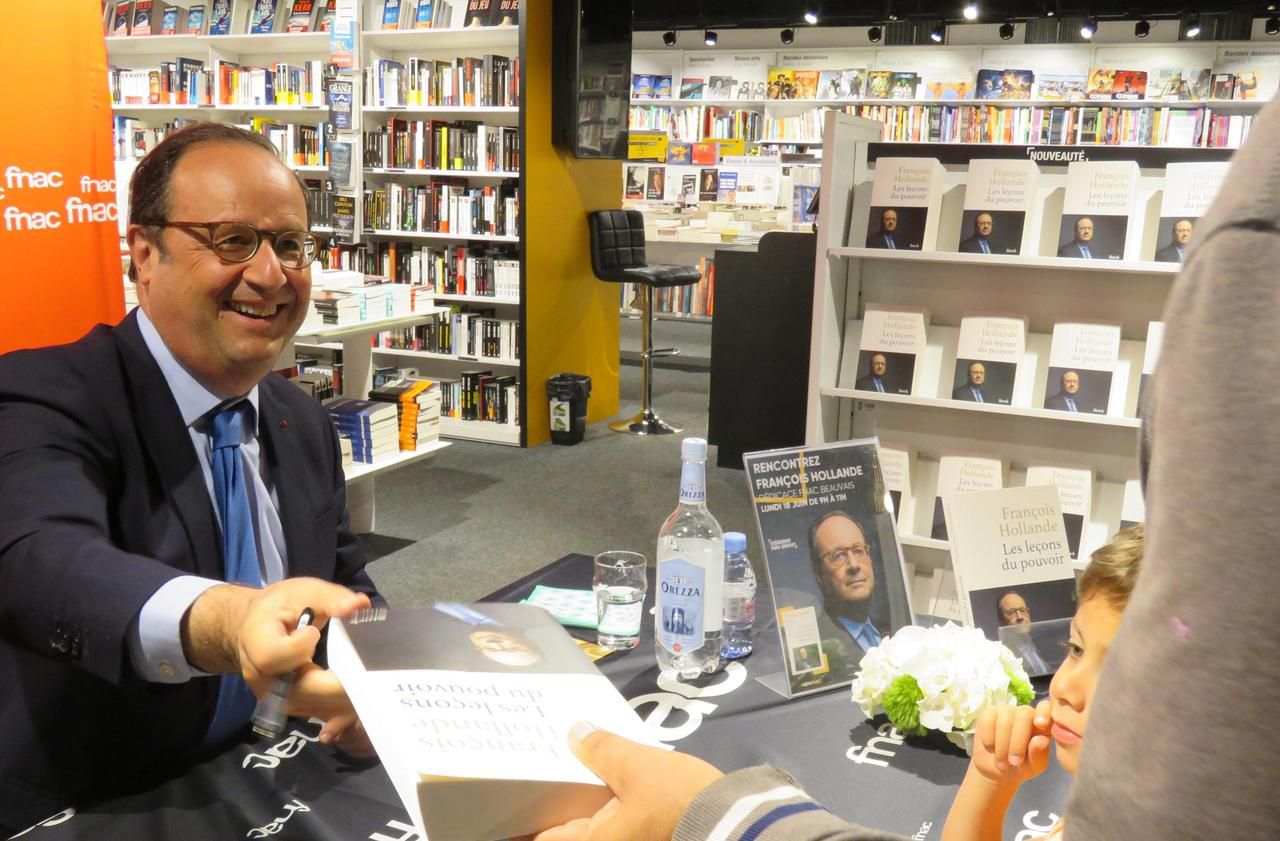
[720,532,756,659]
[656,437,725,680]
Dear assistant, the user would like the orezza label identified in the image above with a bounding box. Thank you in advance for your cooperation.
[657,558,705,653]
[679,462,706,503]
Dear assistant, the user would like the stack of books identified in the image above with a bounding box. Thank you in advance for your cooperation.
[322,397,400,464]
[368,378,442,451]
[310,290,361,327]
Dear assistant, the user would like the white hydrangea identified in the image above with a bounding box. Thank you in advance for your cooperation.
[849,622,1032,739]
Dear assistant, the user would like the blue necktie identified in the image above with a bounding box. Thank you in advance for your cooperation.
[972,387,984,403]
[858,623,881,651]
[980,239,990,254]
[874,378,885,393]
[1065,397,1078,413]
[885,234,895,250]
[205,402,263,746]
[1080,244,1092,259]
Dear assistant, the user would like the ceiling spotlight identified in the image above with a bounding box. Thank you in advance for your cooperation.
[1042,0,1057,17]
[703,29,717,46]
[1080,16,1097,38]
[1134,18,1150,37]
[963,2,979,21]
[930,21,946,42]
[780,27,795,44]
[999,20,1015,39]
[1268,15,1280,35]
[886,2,899,21]
[804,7,819,24]
[1185,14,1201,38]
[662,30,677,46]
[868,24,883,42]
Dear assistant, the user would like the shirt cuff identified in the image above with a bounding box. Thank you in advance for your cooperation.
[127,575,222,683]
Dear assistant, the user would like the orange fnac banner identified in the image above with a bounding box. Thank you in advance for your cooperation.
[0,3,123,354]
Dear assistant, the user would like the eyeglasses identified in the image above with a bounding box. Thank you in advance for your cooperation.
[1001,606,1031,619]
[146,221,320,269]
[820,543,871,567]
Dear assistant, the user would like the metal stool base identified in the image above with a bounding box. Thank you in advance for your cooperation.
[609,409,682,435]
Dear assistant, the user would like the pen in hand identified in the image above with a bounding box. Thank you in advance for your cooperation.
[251,607,314,740]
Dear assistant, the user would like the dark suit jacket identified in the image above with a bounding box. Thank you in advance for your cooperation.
[1045,390,1099,413]
[952,384,985,401]
[0,311,375,831]
[855,374,889,393]
[957,235,990,254]
[1154,243,1184,263]
[814,608,876,684]
[1057,240,1093,258]
[865,230,898,249]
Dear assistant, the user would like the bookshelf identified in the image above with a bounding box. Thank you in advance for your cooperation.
[805,112,1193,578]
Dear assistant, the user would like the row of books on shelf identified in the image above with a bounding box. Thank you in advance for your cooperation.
[631,59,1275,104]
[376,0,517,30]
[364,55,519,109]
[376,309,520,361]
[109,59,213,106]
[878,443,1144,568]
[624,162,783,206]
[364,120,520,172]
[106,0,337,37]
[635,205,801,243]
[618,257,716,319]
[856,157,1227,263]
[846,308,1163,420]
[333,242,519,298]
[323,382,441,464]
[362,181,518,237]
[629,105,764,144]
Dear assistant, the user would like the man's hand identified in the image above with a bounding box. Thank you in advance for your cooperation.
[533,724,723,841]
[319,712,377,759]
[182,577,370,720]
[971,700,1053,787]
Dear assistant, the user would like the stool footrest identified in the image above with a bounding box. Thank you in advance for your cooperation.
[645,347,680,359]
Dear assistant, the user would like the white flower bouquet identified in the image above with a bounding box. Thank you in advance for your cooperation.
[850,622,1035,753]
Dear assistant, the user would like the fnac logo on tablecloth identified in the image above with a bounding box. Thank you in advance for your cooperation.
[241,727,322,770]
[846,721,906,768]
[628,662,749,741]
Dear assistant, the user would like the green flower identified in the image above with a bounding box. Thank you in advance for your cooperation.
[882,674,926,736]
[1008,674,1034,706]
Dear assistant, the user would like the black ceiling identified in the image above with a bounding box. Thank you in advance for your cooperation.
[632,0,1273,29]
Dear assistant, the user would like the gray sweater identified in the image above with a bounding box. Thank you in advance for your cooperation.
[676,97,1280,841]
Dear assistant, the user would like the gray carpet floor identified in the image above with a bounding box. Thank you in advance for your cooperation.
[364,362,759,605]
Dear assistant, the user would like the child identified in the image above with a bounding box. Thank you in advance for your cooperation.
[942,524,1144,841]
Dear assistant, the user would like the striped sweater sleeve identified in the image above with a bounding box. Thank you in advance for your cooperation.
[673,766,909,841]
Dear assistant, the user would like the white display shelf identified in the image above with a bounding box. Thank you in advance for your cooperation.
[819,387,1142,430]
[430,293,520,305]
[292,164,329,174]
[295,308,448,341]
[829,247,1180,276]
[364,167,521,181]
[631,96,1266,111]
[373,348,521,368]
[106,34,203,54]
[343,439,451,482]
[363,105,520,121]
[440,417,521,446]
[312,225,336,234]
[361,25,519,51]
[107,32,331,54]
[366,228,520,244]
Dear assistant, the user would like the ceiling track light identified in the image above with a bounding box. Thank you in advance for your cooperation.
[662,30,677,46]
[963,2,979,21]
[1184,13,1201,39]
[868,24,883,42]
[1042,0,1057,17]
[780,27,795,44]
[1134,18,1150,37]
[703,29,718,46]
[1080,16,1097,38]
[1267,15,1280,35]
[930,21,946,42]
[804,7,820,25]
[886,2,899,22]
[998,20,1015,39]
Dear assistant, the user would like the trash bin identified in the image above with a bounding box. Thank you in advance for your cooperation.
[547,373,591,445]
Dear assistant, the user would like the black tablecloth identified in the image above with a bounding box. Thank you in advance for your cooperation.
[19,554,1070,840]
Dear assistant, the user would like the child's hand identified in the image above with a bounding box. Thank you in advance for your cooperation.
[971,700,1053,787]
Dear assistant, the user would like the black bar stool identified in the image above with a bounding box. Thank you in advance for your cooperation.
[588,210,702,435]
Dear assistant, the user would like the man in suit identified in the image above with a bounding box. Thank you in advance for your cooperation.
[865,208,900,249]
[1058,216,1096,258]
[958,212,996,254]
[808,511,883,682]
[0,123,375,834]
[953,361,988,402]
[855,352,890,392]
[1045,369,1089,413]
[996,591,1049,674]
[1155,218,1193,263]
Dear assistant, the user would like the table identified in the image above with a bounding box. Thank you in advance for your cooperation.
[19,554,1070,840]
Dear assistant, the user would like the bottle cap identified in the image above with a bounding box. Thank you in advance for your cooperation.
[725,532,747,553]
[681,437,708,460]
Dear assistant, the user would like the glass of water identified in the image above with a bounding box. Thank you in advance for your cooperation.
[593,551,648,650]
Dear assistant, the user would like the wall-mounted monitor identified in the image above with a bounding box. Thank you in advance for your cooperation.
[552,0,633,159]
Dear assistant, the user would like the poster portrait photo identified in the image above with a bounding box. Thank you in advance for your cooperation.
[1057,213,1127,260]
[957,209,1025,256]
[951,358,1016,405]
[1042,366,1111,415]
[866,205,928,251]
[1153,216,1195,263]
[855,349,916,395]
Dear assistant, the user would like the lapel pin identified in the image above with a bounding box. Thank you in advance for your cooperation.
[279,418,289,428]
